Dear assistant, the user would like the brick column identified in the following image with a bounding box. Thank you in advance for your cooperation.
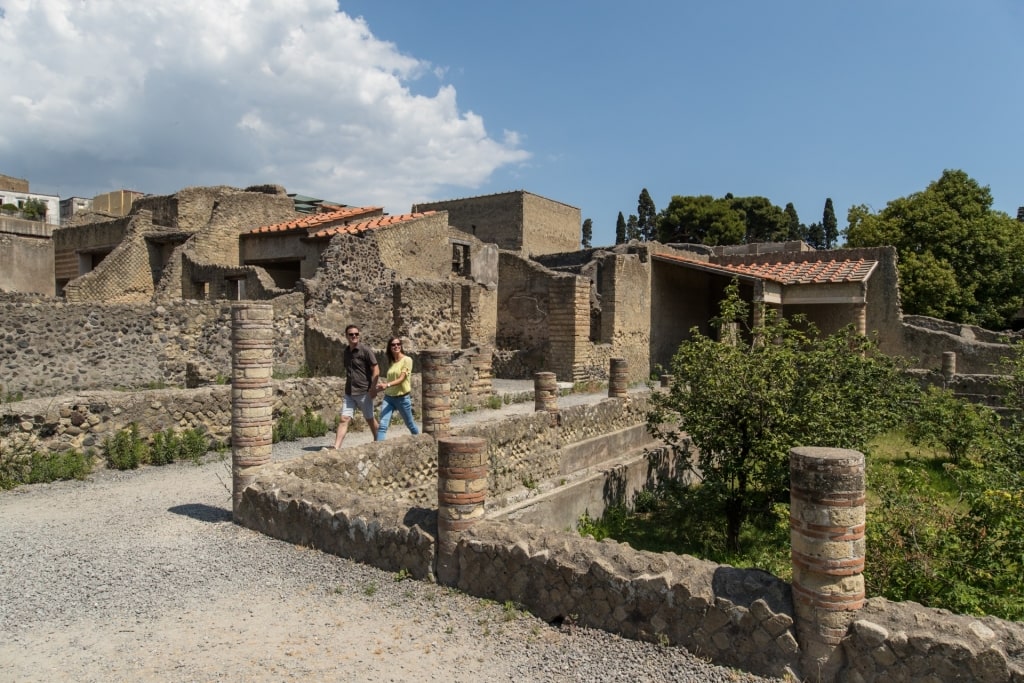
[855,303,867,336]
[608,357,628,398]
[534,372,558,413]
[230,303,274,519]
[436,436,488,586]
[790,446,866,681]
[469,346,494,400]
[420,349,452,437]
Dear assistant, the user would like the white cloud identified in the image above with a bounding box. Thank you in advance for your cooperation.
[0,0,529,210]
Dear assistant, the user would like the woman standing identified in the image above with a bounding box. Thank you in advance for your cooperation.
[375,337,420,440]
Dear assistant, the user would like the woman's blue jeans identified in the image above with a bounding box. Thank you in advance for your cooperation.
[377,393,420,440]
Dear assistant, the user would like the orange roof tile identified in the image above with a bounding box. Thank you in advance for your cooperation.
[306,211,437,239]
[245,206,385,235]
[654,253,877,285]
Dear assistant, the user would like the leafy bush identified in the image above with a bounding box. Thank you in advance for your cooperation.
[104,424,148,470]
[906,386,999,464]
[149,429,180,466]
[148,427,210,465]
[26,450,92,484]
[179,428,209,464]
[273,408,328,443]
[1,446,92,489]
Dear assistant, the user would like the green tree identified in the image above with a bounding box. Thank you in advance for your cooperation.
[21,198,47,221]
[581,218,593,249]
[657,195,745,245]
[784,202,802,240]
[615,212,626,245]
[656,194,789,246]
[844,169,1024,329]
[637,188,657,242]
[730,196,789,243]
[647,281,913,551]
[626,214,640,242]
[822,197,838,248]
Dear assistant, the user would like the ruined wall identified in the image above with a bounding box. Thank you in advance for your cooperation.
[375,212,452,278]
[900,316,1019,374]
[1,377,344,455]
[0,295,305,400]
[0,232,53,295]
[183,186,295,267]
[598,251,652,383]
[52,216,131,292]
[521,192,580,256]
[495,251,559,377]
[414,192,526,251]
[60,210,167,302]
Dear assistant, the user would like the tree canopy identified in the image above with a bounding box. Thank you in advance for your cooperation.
[844,169,1024,329]
[656,194,789,245]
[647,282,913,550]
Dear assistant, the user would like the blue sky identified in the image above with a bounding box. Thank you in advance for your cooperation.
[3,1,1023,247]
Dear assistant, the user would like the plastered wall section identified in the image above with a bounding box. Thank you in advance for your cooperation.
[597,251,652,384]
[0,233,53,295]
[414,192,526,251]
[0,295,305,400]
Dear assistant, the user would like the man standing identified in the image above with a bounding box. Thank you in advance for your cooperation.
[331,324,380,449]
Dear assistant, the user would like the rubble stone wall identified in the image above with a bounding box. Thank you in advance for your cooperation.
[0,377,344,455]
[0,295,305,400]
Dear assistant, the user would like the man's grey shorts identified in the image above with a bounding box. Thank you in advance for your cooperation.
[342,393,375,420]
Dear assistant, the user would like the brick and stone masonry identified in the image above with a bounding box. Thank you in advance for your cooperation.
[420,349,452,436]
[534,371,558,414]
[789,446,866,681]
[436,435,488,586]
[231,303,275,517]
[608,357,628,398]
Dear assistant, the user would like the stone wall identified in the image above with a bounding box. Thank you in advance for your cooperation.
[0,377,345,455]
[0,231,53,295]
[413,191,579,257]
[233,397,1024,682]
[521,191,581,256]
[901,316,1020,375]
[1,295,305,400]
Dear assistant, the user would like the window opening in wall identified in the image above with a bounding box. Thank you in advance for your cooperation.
[451,241,471,277]
[471,224,477,236]
[226,278,246,300]
[192,281,209,300]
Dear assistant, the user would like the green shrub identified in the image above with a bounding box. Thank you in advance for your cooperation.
[1,445,93,489]
[104,424,148,470]
[27,450,92,484]
[179,428,209,464]
[149,428,180,466]
[273,408,328,443]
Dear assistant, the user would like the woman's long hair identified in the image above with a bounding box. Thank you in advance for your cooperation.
[385,336,402,363]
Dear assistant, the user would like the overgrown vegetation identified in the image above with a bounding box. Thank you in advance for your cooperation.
[272,407,329,443]
[103,423,211,470]
[583,286,1024,621]
[647,281,914,551]
[1,446,93,490]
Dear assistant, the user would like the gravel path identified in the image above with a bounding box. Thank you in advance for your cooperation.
[0,396,783,682]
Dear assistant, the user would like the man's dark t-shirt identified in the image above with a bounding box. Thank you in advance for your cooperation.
[344,343,378,396]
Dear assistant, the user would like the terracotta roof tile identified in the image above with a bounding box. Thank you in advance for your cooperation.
[245,206,385,235]
[654,253,877,285]
[306,211,437,239]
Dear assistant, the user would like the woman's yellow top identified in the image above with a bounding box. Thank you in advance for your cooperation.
[384,355,413,396]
